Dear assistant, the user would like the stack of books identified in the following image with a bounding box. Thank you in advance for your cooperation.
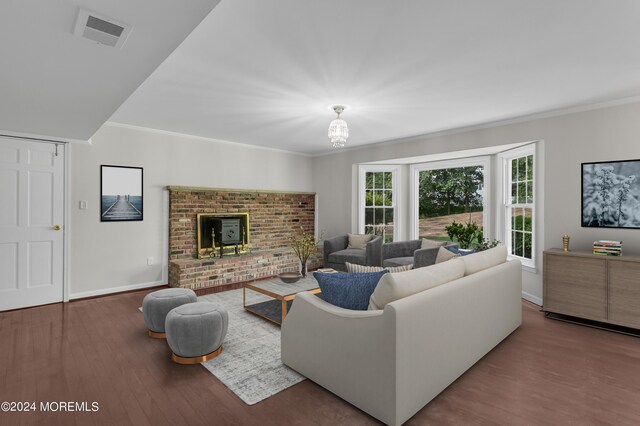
[593,240,622,256]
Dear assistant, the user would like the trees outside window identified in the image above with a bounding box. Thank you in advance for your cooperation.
[411,158,490,243]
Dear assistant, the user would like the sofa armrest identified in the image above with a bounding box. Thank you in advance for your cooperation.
[282,292,396,424]
[414,242,459,268]
[382,240,421,261]
[413,247,439,268]
[324,235,348,261]
[365,235,383,266]
[287,291,383,319]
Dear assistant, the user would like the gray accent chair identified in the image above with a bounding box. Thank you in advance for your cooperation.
[382,240,458,269]
[323,234,383,272]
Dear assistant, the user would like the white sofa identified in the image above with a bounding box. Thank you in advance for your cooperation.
[281,246,522,426]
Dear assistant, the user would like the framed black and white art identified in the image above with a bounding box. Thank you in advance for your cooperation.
[100,165,143,222]
[582,159,640,229]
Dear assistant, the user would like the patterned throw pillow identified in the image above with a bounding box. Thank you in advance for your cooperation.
[347,233,373,250]
[313,270,388,310]
[345,262,413,273]
[435,246,461,263]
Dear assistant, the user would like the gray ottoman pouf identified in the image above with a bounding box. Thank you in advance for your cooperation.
[165,302,228,364]
[142,288,197,338]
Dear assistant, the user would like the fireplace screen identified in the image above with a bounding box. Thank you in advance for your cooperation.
[197,213,250,258]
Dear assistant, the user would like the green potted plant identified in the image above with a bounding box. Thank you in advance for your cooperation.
[287,228,324,277]
[445,221,500,252]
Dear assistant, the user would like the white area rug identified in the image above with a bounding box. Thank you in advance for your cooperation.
[198,284,307,405]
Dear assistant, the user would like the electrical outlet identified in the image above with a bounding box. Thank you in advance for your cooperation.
[147,257,154,266]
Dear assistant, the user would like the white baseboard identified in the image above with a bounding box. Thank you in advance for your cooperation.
[522,291,542,306]
[69,280,165,300]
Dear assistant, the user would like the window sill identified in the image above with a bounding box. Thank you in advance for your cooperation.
[507,255,536,273]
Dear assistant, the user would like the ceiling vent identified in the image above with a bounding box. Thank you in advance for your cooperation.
[73,8,132,49]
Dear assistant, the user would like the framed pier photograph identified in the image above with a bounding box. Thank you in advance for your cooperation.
[100,165,143,222]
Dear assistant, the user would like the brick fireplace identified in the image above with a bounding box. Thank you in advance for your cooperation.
[167,186,322,290]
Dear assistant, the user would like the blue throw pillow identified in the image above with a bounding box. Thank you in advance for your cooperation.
[446,246,476,256]
[313,270,388,310]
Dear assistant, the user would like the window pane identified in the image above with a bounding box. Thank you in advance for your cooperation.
[524,208,532,231]
[385,208,394,225]
[524,233,532,259]
[512,230,517,255]
[517,182,526,203]
[517,157,526,181]
[511,159,517,181]
[511,207,522,230]
[365,172,374,189]
[383,226,394,243]
[365,208,373,226]
[384,172,392,189]
[384,190,393,206]
[374,208,384,225]
[526,181,533,203]
[515,231,523,257]
[526,155,534,180]
[511,183,517,203]
[374,172,383,189]
[416,164,483,242]
[365,190,373,206]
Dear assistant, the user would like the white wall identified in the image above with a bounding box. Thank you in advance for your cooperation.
[312,101,640,304]
[69,124,313,297]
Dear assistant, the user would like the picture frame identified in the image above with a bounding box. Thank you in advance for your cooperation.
[581,159,640,229]
[100,165,143,222]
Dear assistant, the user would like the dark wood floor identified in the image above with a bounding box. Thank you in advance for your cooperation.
[1,290,640,426]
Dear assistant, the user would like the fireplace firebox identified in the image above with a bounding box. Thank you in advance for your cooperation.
[197,213,250,258]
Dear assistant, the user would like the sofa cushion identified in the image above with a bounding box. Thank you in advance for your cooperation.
[346,262,413,273]
[327,248,366,265]
[461,245,507,276]
[347,233,373,250]
[421,238,446,249]
[435,246,461,263]
[313,271,388,311]
[368,258,465,310]
[383,257,415,268]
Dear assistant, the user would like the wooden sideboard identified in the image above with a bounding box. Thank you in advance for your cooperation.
[543,248,640,330]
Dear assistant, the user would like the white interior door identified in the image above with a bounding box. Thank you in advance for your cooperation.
[0,138,64,311]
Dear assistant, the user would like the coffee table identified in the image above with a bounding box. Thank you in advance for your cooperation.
[243,278,321,325]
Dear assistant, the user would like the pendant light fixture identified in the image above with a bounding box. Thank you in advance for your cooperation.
[328,105,349,148]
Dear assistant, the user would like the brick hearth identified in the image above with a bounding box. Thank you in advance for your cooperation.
[167,186,322,289]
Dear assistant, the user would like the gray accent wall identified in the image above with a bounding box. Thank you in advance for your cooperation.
[312,101,640,304]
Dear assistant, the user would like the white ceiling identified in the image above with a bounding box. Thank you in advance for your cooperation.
[4,1,640,152]
[0,0,220,142]
[109,0,640,155]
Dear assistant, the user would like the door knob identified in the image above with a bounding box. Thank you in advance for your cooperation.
[53,225,62,231]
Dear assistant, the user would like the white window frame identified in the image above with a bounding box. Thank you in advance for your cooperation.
[498,145,536,270]
[409,156,491,241]
[358,165,400,242]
